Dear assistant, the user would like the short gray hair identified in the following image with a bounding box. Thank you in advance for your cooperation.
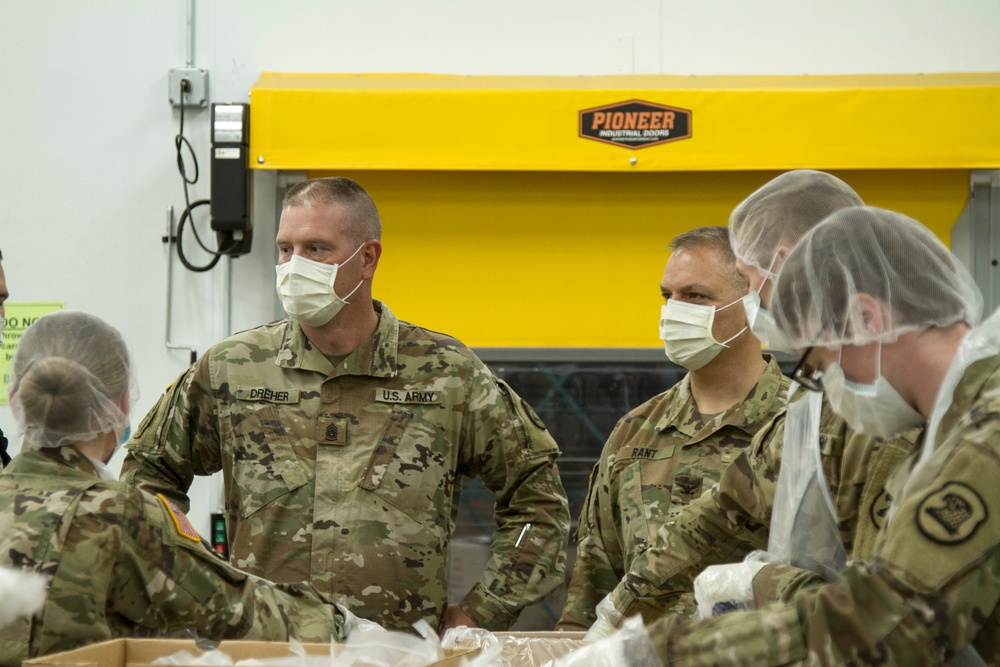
[282,177,382,244]
[669,226,748,292]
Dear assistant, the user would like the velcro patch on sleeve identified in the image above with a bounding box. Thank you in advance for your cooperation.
[916,481,987,545]
[878,441,1000,592]
[158,494,201,543]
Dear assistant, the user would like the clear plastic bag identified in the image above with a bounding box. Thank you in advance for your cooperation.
[331,619,443,667]
[0,567,47,630]
[444,626,586,667]
[152,620,444,667]
[550,616,656,667]
[768,387,845,581]
[582,595,623,642]
[693,550,772,618]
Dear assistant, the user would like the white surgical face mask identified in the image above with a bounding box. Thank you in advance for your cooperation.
[275,244,366,326]
[659,298,747,371]
[822,355,924,438]
[742,291,796,353]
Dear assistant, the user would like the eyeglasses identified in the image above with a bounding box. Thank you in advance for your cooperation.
[791,346,824,392]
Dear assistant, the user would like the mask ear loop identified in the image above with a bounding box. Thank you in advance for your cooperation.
[759,255,780,289]
[337,241,371,305]
[713,297,749,347]
[341,241,368,266]
[340,278,364,305]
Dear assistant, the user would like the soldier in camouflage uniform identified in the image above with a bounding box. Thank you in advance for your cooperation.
[636,207,998,665]
[558,227,790,630]
[122,177,570,633]
[589,171,917,629]
[0,311,345,666]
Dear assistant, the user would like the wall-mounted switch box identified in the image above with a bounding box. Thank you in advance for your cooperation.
[168,67,209,107]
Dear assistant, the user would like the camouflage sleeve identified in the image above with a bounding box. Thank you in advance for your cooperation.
[105,487,344,642]
[607,418,782,620]
[558,458,621,630]
[120,361,223,513]
[457,376,571,631]
[750,561,827,606]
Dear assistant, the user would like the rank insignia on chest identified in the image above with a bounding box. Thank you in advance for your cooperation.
[318,416,349,446]
[376,387,441,404]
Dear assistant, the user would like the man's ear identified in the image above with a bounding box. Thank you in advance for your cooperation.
[847,292,887,338]
[361,240,382,280]
[774,244,792,264]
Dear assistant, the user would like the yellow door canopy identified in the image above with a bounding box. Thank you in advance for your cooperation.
[250,72,1000,172]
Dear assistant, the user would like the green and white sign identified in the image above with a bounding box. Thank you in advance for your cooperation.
[1,302,64,405]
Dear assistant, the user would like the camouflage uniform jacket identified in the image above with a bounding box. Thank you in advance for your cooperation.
[558,355,790,630]
[0,445,344,667]
[121,301,570,632]
[607,386,918,622]
[646,352,1000,666]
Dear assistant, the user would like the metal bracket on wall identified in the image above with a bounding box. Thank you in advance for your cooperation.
[164,206,199,364]
[952,170,1000,317]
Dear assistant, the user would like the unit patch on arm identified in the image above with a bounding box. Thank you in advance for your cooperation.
[916,481,987,545]
[870,488,893,531]
[158,493,201,543]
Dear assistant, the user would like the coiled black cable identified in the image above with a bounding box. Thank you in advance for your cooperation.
[172,78,232,271]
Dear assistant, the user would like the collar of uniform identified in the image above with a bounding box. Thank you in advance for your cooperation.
[655,373,700,437]
[36,444,104,478]
[936,349,1000,442]
[725,355,788,434]
[276,300,400,379]
[654,354,787,440]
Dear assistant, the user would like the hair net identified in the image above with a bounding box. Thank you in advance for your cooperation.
[728,170,864,278]
[771,206,982,347]
[7,311,138,449]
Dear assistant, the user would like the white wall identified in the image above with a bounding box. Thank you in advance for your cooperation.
[1,0,998,532]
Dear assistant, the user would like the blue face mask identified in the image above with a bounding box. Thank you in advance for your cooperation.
[118,424,132,446]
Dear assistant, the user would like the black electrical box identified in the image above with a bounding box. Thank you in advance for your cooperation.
[210,103,253,256]
[209,512,229,559]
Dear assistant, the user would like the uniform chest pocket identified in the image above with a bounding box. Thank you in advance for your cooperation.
[612,449,682,546]
[359,408,449,523]
[231,404,309,518]
[609,459,653,553]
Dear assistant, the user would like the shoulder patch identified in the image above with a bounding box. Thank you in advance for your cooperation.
[521,398,547,430]
[916,482,987,545]
[158,494,201,543]
[869,488,893,530]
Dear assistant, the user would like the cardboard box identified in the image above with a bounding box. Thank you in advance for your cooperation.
[22,637,478,667]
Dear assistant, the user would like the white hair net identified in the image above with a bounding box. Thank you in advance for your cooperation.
[7,311,138,449]
[728,170,864,278]
[771,206,982,348]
